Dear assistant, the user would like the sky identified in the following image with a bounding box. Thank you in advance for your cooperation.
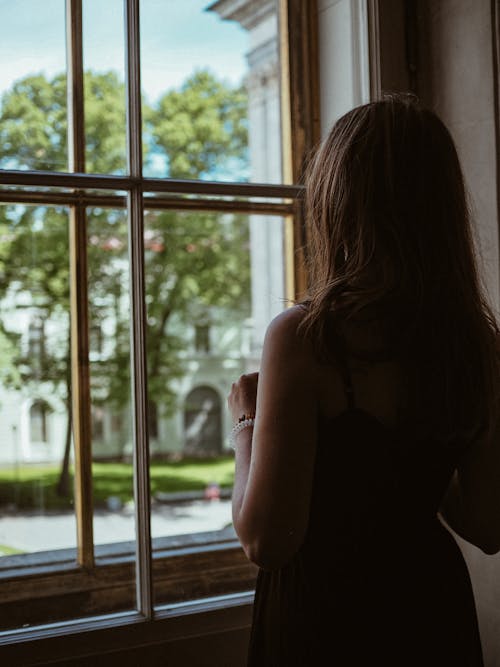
[0,0,248,103]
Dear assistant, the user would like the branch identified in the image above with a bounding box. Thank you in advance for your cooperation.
[148,278,180,380]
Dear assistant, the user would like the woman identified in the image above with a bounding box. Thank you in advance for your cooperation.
[228,95,500,666]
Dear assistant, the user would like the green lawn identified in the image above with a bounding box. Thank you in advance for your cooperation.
[0,544,24,556]
[0,457,235,511]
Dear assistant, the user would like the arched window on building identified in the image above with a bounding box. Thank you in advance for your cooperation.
[29,400,51,443]
[183,386,222,456]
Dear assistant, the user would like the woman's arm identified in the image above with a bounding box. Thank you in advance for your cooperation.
[440,333,500,555]
[439,428,500,555]
[228,306,319,570]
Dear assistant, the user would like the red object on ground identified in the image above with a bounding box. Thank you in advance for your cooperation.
[204,483,220,500]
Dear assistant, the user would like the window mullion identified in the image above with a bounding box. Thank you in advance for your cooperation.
[278,0,295,304]
[125,0,153,620]
[66,0,94,568]
[0,169,302,199]
[279,0,321,299]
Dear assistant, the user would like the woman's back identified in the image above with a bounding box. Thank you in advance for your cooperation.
[248,313,484,666]
[315,318,403,429]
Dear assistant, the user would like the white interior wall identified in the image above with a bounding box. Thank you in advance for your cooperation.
[419,0,500,314]
[418,2,500,664]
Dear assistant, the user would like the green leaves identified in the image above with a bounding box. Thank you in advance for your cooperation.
[0,73,67,171]
[84,71,127,174]
[151,70,248,179]
[0,329,21,389]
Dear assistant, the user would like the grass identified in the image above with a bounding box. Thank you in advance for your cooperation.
[0,457,235,511]
[0,544,24,556]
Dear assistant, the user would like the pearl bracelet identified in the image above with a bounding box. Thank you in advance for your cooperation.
[229,417,255,448]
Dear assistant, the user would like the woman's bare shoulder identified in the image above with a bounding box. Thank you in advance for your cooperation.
[265,305,312,350]
[266,303,310,333]
[262,304,321,380]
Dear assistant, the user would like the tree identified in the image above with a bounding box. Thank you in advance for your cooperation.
[150,69,248,179]
[0,73,67,171]
[0,203,72,493]
[0,69,250,501]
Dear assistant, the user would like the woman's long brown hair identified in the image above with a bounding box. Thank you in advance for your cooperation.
[300,93,500,444]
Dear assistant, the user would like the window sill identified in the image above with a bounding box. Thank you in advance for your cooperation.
[0,528,258,634]
[0,592,254,665]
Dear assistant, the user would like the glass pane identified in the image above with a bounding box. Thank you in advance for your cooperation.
[0,203,139,629]
[144,210,287,607]
[83,0,127,174]
[0,206,76,568]
[87,206,136,613]
[0,1,68,172]
[141,0,282,184]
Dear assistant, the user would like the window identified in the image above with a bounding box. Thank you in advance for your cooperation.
[29,400,51,444]
[27,317,45,365]
[89,322,103,357]
[195,323,211,354]
[91,406,105,442]
[184,386,222,456]
[0,0,318,657]
[148,399,158,441]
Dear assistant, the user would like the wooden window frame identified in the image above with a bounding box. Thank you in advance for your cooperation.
[0,0,319,661]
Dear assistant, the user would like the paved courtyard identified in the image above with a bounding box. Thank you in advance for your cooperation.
[0,498,233,554]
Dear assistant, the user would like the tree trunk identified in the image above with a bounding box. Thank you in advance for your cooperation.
[56,355,73,498]
[56,405,72,498]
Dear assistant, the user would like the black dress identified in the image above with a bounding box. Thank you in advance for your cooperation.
[247,345,484,666]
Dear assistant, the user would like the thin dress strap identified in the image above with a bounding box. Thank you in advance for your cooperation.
[333,328,356,410]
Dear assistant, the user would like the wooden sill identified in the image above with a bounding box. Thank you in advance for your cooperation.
[0,593,254,666]
[0,528,258,632]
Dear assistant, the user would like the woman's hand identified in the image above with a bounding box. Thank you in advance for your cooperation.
[227,372,259,423]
